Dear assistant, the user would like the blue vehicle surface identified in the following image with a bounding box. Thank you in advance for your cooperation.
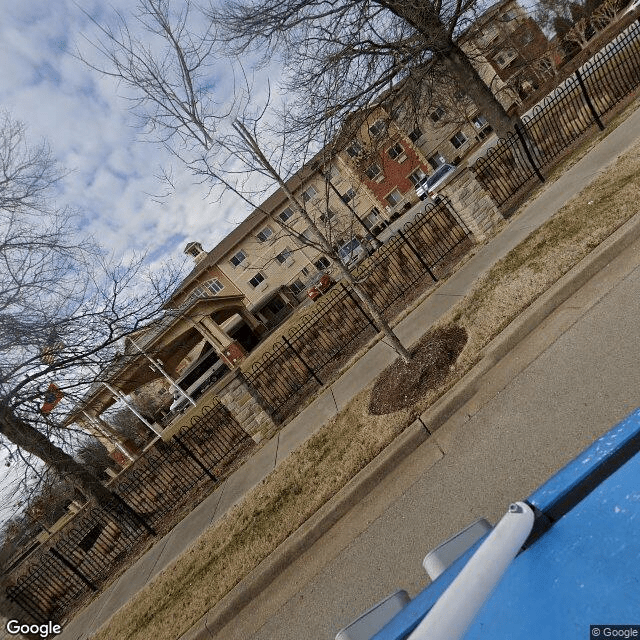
[337,408,640,640]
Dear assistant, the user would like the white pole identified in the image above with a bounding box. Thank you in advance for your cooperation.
[408,502,534,640]
[81,411,136,462]
[128,338,196,407]
[102,382,163,436]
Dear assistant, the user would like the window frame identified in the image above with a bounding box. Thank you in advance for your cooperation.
[314,256,331,270]
[368,119,386,137]
[408,168,427,186]
[302,186,318,202]
[346,141,363,157]
[230,250,247,267]
[450,131,468,149]
[248,272,266,288]
[385,188,403,206]
[256,226,274,243]
[279,207,294,223]
[365,163,382,180]
[430,107,446,123]
[275,247,293,264]
[387,143,405,160]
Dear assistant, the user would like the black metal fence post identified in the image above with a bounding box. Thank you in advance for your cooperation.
[173,434,218,482]
[575,68,605,131]
[341,283,379,331]
[49,549,98,592]
[111,494,156,536]
[514,122,545,184]
[397,229,438,282]
[282,336,323,385]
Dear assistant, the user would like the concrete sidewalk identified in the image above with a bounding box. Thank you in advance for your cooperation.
[57,102,640,640]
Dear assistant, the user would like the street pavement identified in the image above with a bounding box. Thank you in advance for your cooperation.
[217,215,640,640]
[57,102,640,640]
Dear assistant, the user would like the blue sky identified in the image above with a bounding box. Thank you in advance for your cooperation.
[0,0,248,273]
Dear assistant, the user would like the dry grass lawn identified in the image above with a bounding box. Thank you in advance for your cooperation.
[91,118,640,640]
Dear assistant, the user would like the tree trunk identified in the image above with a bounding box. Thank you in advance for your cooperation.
[439,42,520,139]
[0,407,116,506]
[233,121,412,363]
[374,0,521,139]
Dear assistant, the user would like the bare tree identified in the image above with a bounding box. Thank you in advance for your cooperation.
[0,111,181,506]
[211,0,530,145]
[79,0,412,361]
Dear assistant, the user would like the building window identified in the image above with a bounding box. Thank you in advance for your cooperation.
[472,114,489,129]
[387,143,405,160]
[408,168,427,186]
[324,164,340,181]
[341,188,357,204]
[279,207,294,222]
[368,119,386,137]
[298,228,315,244]
[301,266,310,276]
[204,278,224,295]
[450,131,468,149]
[494,48,517,68]
[192,278,224,299]
[430,107,446,123]
[385,189,403,206]
[289,279,305,295]
[363,208,381,230]
[521,31,533,46]
[346,141,363,157]
[314,256,331,270]
[302,186,318,202]
[276,248,293,264]
[230,250,246,267]
[478,23,500,47]
[502,9,517,21]
[409,127,423,142]
[320,209,336,223]
[365,164,382,180]
[428,153,446,170]
[249,272,266,288]
[256,226,273,242]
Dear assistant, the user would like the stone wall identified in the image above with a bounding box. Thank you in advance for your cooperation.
[438,167,503,242]
[214,370,279,442]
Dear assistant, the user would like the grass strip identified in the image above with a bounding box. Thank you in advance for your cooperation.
[92,125,640,640]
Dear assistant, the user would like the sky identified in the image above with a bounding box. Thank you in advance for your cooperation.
[0,0,260,275]
[0,0,265,525]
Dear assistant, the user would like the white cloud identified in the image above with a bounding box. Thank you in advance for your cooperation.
[0,0,262,277]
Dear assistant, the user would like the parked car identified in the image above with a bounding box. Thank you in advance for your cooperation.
[415,163,457,201]
[307,272,335,301]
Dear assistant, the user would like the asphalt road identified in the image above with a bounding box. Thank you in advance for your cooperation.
[217,232,640,640]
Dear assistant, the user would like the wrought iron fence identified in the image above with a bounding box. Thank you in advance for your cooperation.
[472,19,640,208]
[5,399,252,625]
[246,199,471,422]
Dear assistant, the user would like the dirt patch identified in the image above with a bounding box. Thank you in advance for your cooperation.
[369,324,468,415]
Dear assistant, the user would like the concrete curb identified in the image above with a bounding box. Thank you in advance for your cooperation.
[421,211,640,434]
[181,213,640,640]
[181,420,429,640]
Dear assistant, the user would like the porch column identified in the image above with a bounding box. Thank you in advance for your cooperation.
[235,307,268,337]
[194,316,247,367]
[84,411,139,463]
[102,382,163,437]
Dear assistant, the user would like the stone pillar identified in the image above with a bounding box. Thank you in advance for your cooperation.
[438,168,504,242]
[214,369,279,442]
[195,316,248,367]
[236,307,268,337]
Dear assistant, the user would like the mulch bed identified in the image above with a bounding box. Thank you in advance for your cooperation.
[368,324,468,415]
